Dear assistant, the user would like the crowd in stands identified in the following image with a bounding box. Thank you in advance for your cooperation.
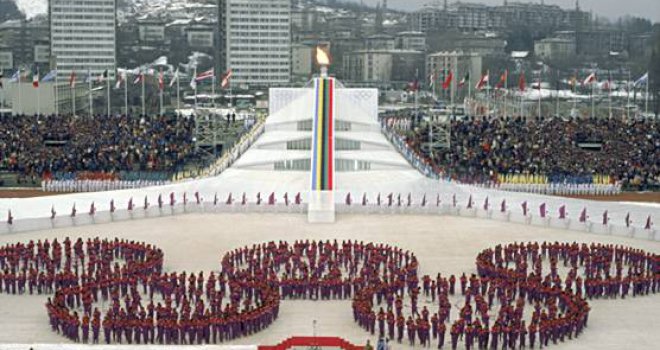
[0,114,199,181]
[390,115,659,191]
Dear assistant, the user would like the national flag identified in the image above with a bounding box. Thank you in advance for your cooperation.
[521,201,528,216]
[558,205,566,219]
[133,72,144,85]
[602,211,608,225]
[190,67,197,90]
[579,208,587,223]
[84,70,93,83]
[41,70,57,82]
[195,69,215,82]
[539,203,546,218]
[495,69,508,89]
[645,216,652,230]
[568,75,577,90]
[428,71,435,88]
[407,79,420,92]
[442,70,453,90]
[69,70,77,88]
[583,72,597,85]
[518,72,526,91]
[475,71,489,90]
[115,71,125,89]
[158,68,164,91]
[634,72,648,87]
[345,193,352,206]
[97,70,108,83]
[458,72,470,88]
[221,69,232,89]
[169,68,179,88]
[32,70,39,88]
[9,69,20,83]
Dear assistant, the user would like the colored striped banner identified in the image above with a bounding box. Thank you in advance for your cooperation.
[311,78,334,191]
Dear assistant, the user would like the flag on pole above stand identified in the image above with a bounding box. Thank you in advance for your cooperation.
[115,71,125,89]
[634,72,648,87]
[41,70,57,82]
[97,70,108,83]
[458,72,470,88]
[583,72,597,86]
[442,70,453,90]
[170,68,179,88]
[221,69,232,89]
[518,72,526,91]
[32,70,39,88]
[476,71,489,90]
[69,70,77,88]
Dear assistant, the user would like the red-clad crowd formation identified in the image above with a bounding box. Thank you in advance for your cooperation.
[0,238,658,347]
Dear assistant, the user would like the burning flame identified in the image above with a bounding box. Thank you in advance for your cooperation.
[316,47,330,66]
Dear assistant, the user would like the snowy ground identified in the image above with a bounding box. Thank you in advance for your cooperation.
[0,213,658,349]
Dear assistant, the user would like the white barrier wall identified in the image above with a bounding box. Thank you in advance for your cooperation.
[2,197,655,242]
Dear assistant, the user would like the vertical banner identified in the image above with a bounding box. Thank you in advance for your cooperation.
[311,78,335,191]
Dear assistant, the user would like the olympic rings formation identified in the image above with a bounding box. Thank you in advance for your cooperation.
[0,238,658,348]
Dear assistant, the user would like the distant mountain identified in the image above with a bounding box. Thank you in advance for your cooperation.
[1,0,24,22]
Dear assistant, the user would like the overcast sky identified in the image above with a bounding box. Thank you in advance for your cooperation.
[356,0,660,22]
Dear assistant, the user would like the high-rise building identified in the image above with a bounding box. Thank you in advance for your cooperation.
[49,0,117,80]
[224,0,291,87]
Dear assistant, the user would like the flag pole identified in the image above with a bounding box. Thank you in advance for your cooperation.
[212,73,216,109]
[591,78,595,119]
[124,72,128,116]
[177,72,181,111]
[504,69,508,118]
[626,70,631,119]
[88,70,93,118]
[141,73,146,116]
[645,74,649,116]
[36,69,41,116]
[107,71,111,116]
[537,72,541,119]
[159,71,164,115]
[17,68,22,116]
[608,71,612,118]
[71,75,75,117]
[54,60,59,116]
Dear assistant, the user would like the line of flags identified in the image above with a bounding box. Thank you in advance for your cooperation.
[0,67,234,91]
[418,69,650,92]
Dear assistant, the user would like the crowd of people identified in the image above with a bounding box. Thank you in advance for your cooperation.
[391,115,659,191]
[0,114,199,180]
[1,237,658,347]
